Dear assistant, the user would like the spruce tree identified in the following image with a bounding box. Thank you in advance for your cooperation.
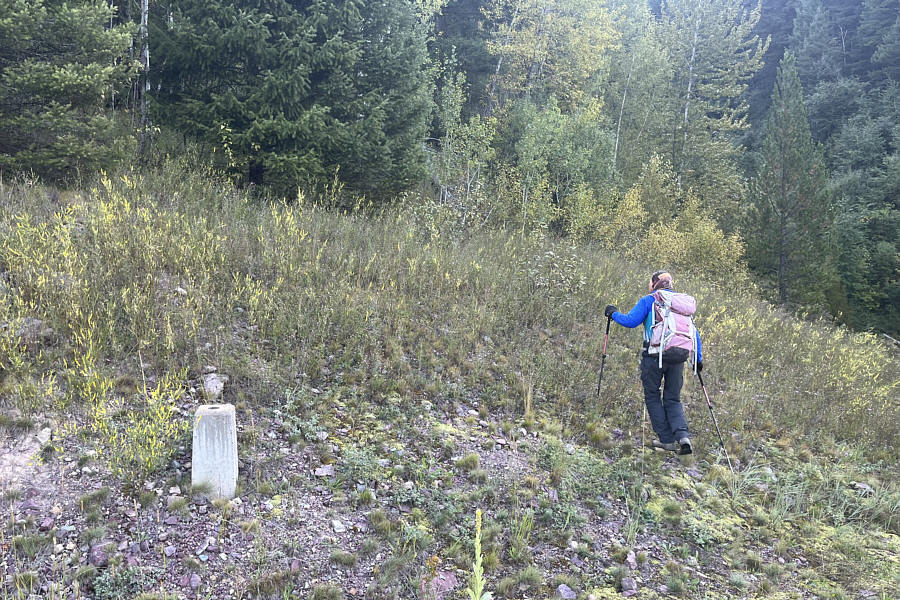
[0,0,135,180]
[151,0,430,198]
[749,52,839,307]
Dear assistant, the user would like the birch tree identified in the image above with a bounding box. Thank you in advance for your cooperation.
[660,0,768,216]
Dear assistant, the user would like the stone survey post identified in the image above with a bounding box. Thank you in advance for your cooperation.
[191,404,238,499]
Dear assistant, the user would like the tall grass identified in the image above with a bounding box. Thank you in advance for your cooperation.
[0,163,897,475]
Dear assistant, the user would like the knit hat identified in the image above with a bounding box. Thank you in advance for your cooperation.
[650,270,673,291]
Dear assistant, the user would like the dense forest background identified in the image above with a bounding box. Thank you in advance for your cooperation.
[1,0,898,334]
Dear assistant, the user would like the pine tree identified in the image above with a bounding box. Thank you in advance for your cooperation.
[749,52,839,307]
[151,0,430,198]
[0,0,135,180]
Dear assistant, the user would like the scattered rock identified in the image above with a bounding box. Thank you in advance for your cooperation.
[314,465,335,477]
[686,467,702,480]
[196,539,210,555]
[658,585,669,594]
[190,573,201,590]
[36,428,52,445]
[89,545,109,567]
[850,481,874,496]
[421,571,459,600]
[290,558,301,572]
[625,550,637,570]
[164,545,177,557]
[556,584,577,599]
[620,577,637,593]
[331,519,346,533]
[38,517,54,531]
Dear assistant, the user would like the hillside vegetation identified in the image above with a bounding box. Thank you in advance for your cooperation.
[1,168,898,599]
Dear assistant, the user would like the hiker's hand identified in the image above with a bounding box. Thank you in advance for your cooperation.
[604,305,617,318]
[696,360,703,373]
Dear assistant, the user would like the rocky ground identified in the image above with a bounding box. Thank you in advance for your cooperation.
[3,370,898,600]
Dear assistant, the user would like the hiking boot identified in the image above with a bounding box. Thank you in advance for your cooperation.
[678,437,693,455]
[651,440,678,452]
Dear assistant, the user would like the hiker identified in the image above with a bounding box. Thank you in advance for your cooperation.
[604,271,702,455]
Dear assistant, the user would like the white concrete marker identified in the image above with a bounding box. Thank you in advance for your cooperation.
[192,404,238,499]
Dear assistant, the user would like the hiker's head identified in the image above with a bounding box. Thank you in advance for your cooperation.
[649,270,673,291]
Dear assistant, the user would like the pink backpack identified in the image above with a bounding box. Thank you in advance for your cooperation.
[648,290,698,370]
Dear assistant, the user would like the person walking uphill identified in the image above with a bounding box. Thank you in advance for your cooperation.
[605,271,702,455]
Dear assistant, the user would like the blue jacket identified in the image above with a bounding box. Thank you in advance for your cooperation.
[611,291,702,362]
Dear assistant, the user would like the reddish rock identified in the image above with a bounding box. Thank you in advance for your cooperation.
[420,571,459,600]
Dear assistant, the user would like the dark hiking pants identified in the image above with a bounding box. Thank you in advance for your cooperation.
[640,353,690,444]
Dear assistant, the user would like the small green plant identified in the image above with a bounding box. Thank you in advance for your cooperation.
[330,550,358,567]
[470,468,488,483]
[11,534,49,559]
[665,574,685,596]
[369,509,392,536]
[94,567,147,600]
[310,584,345,600]
[508,509,534,564]
[728,572,747,589]
[744,551,763,571]
[456,453,480,473]
[465,509,493,600]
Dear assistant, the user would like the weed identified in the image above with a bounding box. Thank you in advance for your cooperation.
[608,565,628,590]
[728,572,748,589]
[456,453,480,473]
[666,574,685,596]
[78,487,110,509]
[508,509,534,564]
[94,567,148,600]
[470,468,488,483]
[11,533,49,558]
[330,550,358,567]
[763,563,784,581]
[463,510,493,600]
[369,509,392,536]
[744,551,763,571]
[310,585,345,600]
[247,569,298,597]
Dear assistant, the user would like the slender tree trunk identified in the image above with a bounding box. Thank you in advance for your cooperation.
[524,3,550,95]
[778,212,788,303]
[138,0,150,156]
[109,0,115,111]
[486,3,520,117]
[676,16,700,189]
[613,52,636,169]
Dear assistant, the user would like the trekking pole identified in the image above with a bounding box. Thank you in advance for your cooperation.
[596,316,611,396]
[696,371,735,475]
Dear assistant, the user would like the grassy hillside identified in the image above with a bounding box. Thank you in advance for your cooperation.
[1,166,898,600]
